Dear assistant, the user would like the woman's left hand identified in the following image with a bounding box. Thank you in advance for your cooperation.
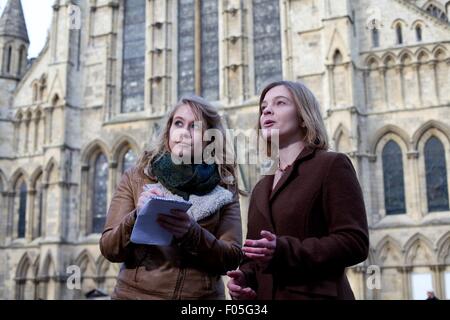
[156,209,194,239]
[242,230,277,263]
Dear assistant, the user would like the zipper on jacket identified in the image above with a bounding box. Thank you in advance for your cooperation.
[134,251,148,282]
[172,268,186,299]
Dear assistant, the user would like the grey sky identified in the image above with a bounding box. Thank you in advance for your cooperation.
[0,0,54,58]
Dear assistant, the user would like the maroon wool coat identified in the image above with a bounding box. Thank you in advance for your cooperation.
[240,146,369,300]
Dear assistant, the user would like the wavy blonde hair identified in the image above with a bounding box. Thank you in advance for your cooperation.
[137,95,237,187]
[258,80,329,151]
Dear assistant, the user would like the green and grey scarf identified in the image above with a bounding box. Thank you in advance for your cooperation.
[151,153,221,200]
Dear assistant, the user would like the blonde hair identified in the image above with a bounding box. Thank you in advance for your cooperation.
[137,95,237,187]
[258,81,329,150]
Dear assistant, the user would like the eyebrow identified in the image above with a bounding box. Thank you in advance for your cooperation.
[262,96,291,103]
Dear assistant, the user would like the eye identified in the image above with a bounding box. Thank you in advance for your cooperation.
[261,105,267,111]
[191,122,201,129]
[174,120,183,127]
[277,100,286,106]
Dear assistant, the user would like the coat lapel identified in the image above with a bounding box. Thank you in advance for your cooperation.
[269,146,315,202]
[255,174,275,229]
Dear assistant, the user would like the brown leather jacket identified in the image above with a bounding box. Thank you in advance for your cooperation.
[100,166,243,299]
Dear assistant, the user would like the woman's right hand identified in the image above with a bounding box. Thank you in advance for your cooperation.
[226,270,256,300]
[137,186,163,211]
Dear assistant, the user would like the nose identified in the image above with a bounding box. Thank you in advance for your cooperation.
[175,126,191,142]
[262,104,274,115]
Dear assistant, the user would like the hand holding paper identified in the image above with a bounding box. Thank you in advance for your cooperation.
[131,195,192,246]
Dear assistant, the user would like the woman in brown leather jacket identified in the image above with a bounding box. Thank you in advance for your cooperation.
[100,95,243,299]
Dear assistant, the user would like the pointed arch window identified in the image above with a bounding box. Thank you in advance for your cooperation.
[372,28,380,47]
[34,174,44,239]
[424,137,449,212]
[122,149,137,173]
[18,46,26,75]
[415,25,423,42]
[333,50,343,64]
[6,45,12,74]
[396,24,403,44]
[382,140,406,214]
[92,154,109,233]
[17,182,27,238]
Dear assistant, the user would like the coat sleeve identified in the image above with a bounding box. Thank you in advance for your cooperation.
[237,191,260,290]
[99,169,137,263]
[176,186,244,275]
[271,153,369,274]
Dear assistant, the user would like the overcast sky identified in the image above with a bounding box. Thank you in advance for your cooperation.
[0,0,54,58]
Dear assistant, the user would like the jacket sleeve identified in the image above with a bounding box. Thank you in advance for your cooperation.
[176,187,244,275]
[99,169,137,263]
[237,192,259,290]
[271,153,369,274]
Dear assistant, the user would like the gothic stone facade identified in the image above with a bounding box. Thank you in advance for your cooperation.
[0,0,449,300]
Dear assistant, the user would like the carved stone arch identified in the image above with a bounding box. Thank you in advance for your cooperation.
[51,94,59,106]
[332,49,343,65]
[74,250,98,297]
[416,48,431,62]
[40,251,56,277]
[16,252,34,279]
[74,249,96,276]
[432,45,448,60]
[411,19,427,29]
[381,52,397,67]
[404,233,436,266]
[375,235,403,267]
[436,231,450,264]
[15,110,23,121]
[111,135,140,164]
[412,120,450,150]
[39,251,57,300]
[31,80,40,103]
[365,54,381,69]
[332,124,352,153]
[399,49,414,65]
[370,125,410,155]
[9,168,29,190]
[80,139,110,167]
[15,252,37,300]
[326,28,348,64]
[24,108,32,122]
[44,158,58,184]
[29,167,43,189]
[47,72,65,105]
[391,18,408,29]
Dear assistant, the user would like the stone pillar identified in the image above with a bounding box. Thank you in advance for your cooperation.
[147,0,174,114]
[221,0,251,103]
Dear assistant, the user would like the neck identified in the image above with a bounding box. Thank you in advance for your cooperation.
[278,138,306,169]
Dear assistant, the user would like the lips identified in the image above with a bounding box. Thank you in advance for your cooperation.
[262,119,276,127]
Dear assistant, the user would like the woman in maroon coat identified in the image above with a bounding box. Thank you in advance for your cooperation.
[227,81,369,300]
